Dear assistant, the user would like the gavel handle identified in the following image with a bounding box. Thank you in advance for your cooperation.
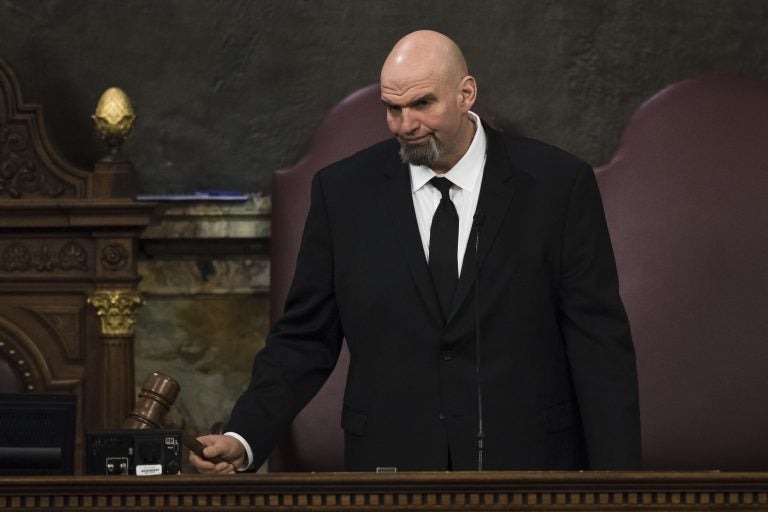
[182,431,226,465]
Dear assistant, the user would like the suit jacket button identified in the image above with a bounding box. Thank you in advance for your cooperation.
[441,350,452,361]
[439,412,447,421]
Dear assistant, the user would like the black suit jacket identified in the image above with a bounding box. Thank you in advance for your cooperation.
[228,125,641,471]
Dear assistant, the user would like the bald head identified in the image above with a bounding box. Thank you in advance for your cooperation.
[381,30,468,89]
[379,31,477,173]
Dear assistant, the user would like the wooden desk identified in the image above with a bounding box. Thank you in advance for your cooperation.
[2,471,768,511]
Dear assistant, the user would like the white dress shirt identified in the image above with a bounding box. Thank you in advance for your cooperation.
[410,111,487,275]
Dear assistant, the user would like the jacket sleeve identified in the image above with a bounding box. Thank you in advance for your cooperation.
[558,164,642,470]
[225,171,344,468]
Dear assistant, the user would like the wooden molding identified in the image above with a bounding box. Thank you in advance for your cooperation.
[2,472,768,511]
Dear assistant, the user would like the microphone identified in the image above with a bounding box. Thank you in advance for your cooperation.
[472,212,486,254]
[472,211,486,471]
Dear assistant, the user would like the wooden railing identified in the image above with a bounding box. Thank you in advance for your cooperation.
[2,471,768,511]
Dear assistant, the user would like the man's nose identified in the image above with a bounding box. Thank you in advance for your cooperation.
[400,108,419,134]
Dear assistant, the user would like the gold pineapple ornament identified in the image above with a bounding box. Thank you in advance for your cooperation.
[92,87,135,160]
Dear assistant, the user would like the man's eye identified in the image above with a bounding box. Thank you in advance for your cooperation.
[414,100,430,109]
[387,105,401,113]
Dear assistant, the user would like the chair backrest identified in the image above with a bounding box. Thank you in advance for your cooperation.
[595,75,768,470]
[268,84,392,471]
[0,353,24,393]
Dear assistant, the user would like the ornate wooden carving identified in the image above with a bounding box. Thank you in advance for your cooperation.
[2,472,768,511]
[0,61,89,199]
[0,240,89,273]
[0,56,155,473]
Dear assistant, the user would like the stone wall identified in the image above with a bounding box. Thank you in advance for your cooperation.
[2,1,768,194]
[135,196,271,462]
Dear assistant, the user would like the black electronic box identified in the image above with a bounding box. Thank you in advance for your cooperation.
[85,429,182,476]
[0,393,76,476]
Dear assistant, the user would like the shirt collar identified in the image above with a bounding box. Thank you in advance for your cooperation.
[410,111,487,193]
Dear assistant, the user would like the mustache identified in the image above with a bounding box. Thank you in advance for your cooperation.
[398,135,445,166]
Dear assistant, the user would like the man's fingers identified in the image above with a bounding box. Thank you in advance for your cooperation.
[202,444,222,459]
[213,461,236,474]
[188,435,245,473]
[189,453,216,473]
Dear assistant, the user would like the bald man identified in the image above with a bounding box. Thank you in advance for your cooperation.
[190,30,640,473]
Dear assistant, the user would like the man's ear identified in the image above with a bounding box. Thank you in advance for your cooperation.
[458,75,477,112]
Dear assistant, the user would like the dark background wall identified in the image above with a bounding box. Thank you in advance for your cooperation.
[1,0,767,195]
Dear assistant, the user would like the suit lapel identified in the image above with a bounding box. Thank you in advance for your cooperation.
[447,127,522,324]
[381,153,444,325]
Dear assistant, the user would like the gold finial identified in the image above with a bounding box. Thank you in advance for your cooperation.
[88,289,142,336]
[92,87,136,160]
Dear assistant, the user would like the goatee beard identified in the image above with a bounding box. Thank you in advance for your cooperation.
[398,136,446,167]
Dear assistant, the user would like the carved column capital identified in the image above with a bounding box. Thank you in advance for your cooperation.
[87,289,142,336]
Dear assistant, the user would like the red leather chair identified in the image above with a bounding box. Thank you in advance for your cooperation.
[595,75,768,470]
[0,354,24,393]
[268,84,392,471]
[269,77,768,472]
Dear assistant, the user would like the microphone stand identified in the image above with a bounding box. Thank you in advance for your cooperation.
[473,212,486,471]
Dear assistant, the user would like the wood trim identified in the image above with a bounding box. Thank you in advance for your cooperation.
[2,472,768,511]
[1,56,156,474]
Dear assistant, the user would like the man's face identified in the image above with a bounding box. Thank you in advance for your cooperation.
[380,73,466,171]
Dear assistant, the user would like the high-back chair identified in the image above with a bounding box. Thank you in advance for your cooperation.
[268,84,392,471]
[595,75,768,470]
[269,76,768,472]
[0,353,24,393]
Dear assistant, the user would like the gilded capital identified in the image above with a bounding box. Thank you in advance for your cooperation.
[88,289,142,336]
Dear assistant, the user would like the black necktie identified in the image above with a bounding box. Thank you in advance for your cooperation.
[429,177,459,319]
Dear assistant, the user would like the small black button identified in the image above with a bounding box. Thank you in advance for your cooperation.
[439,412,447,421]
[441,350,452,361]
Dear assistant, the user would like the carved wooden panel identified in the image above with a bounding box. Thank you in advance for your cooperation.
[0,239,91,276]
[0,60,88,199]
[0,55,155,474]
[0,303,84,392]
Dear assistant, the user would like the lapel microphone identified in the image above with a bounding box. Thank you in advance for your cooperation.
[472,211,486,471]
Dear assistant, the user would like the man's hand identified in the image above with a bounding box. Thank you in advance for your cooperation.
[188,435,246,474]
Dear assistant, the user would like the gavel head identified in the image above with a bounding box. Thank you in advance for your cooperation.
[123,371,180,429]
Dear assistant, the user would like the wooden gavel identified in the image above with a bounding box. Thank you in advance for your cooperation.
[124,371,223,463]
